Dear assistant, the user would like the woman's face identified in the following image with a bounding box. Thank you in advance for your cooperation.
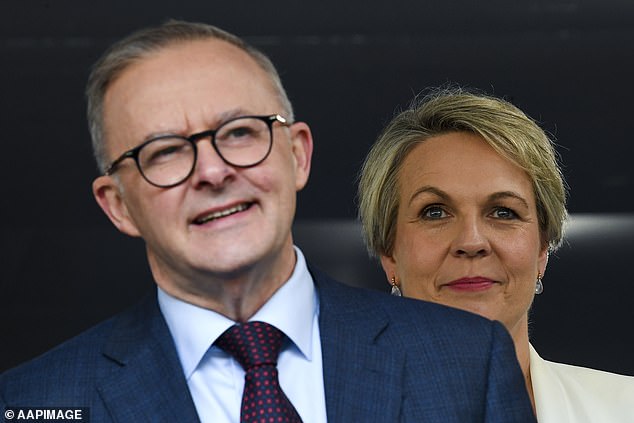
[381,132,548,336]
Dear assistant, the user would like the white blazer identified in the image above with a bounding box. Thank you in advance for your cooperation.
[530,344,634,422]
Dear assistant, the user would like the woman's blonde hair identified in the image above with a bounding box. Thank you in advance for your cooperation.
[358,87,568,257]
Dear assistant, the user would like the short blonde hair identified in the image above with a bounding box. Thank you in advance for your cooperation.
[358,87,568,257]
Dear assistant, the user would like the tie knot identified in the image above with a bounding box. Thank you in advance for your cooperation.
[216,321,285,370]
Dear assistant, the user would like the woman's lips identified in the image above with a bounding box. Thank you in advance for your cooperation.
[443,277,496,292]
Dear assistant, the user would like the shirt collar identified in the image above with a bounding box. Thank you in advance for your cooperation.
[158,246,317,378]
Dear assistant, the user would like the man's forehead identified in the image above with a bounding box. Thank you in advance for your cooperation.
[106,45,275,114]
[109,37,273,98]
[102,38,279,149]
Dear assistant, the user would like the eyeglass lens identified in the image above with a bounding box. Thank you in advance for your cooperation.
[138,116,273,187]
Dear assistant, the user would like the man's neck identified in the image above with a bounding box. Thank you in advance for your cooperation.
[148,247,297,321]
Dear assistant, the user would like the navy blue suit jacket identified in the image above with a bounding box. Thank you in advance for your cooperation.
[1,267,536,422]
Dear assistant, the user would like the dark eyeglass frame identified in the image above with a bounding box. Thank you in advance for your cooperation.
[104,114,290,188]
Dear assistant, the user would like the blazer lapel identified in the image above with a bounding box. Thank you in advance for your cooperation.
[312,268,404,422]
[96,293,200,423]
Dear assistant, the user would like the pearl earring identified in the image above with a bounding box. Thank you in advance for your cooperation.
[535,273,544,295]
[390,276,402,297]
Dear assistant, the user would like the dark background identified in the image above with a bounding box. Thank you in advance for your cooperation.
[1,1,633,375]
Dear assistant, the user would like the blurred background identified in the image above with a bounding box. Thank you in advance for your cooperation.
[1,0,633,374]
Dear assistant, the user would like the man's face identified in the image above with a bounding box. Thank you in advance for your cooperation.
[93,39,312,294]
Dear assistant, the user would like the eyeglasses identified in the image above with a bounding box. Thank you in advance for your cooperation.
[104,114,290,188]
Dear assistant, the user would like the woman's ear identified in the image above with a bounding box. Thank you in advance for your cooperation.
[380,254,397,286]
[538,244,550,277]
[92,175,141,237]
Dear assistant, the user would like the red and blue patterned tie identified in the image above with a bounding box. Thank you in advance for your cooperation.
[216,321,303,423]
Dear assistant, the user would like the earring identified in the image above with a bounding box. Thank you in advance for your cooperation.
[390,276,402,297]
[535,273,544,295]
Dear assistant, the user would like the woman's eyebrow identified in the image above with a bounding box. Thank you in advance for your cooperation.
[409,185,449,206]
[488,191,530,209]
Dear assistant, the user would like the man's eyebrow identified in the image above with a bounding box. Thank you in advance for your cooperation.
[408,185,449,206]
[141,108,254,141]
[215,107,253,123]
[489,191,530,209]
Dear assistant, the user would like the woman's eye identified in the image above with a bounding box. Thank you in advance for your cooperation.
[492,207,518,219]
[421,206,447,219]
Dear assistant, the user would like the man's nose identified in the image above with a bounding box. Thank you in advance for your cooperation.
[189,139,236,188]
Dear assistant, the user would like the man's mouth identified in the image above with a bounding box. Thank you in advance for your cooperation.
[193,203,252,224]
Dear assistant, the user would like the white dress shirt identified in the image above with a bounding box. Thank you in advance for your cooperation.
[530,344,634,422]
[158,247,327,423]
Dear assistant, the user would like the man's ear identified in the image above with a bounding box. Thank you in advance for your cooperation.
[92,175,141,237]
[289,121,313,191]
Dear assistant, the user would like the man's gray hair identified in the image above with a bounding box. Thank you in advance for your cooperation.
[86,20,294,172]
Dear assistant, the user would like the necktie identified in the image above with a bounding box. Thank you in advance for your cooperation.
[216,321,303,423]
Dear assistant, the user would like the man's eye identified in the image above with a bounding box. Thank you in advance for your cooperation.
[226,126,256,138]
[144,141,188,163]
[154,145,181,157]
[421,206,447,219]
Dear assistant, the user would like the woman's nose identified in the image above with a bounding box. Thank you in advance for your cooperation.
[451,217,492,258]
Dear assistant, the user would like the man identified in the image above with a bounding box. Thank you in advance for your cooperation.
[1,21,536,422]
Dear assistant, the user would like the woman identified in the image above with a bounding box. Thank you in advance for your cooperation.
[357,88,634,421]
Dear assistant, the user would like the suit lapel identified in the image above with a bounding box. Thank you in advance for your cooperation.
[92,271,405,422]
[313,268,404,422]
[96,293,200,423]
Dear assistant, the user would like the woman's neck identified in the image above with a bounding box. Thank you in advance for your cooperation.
[508,315,535,411]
